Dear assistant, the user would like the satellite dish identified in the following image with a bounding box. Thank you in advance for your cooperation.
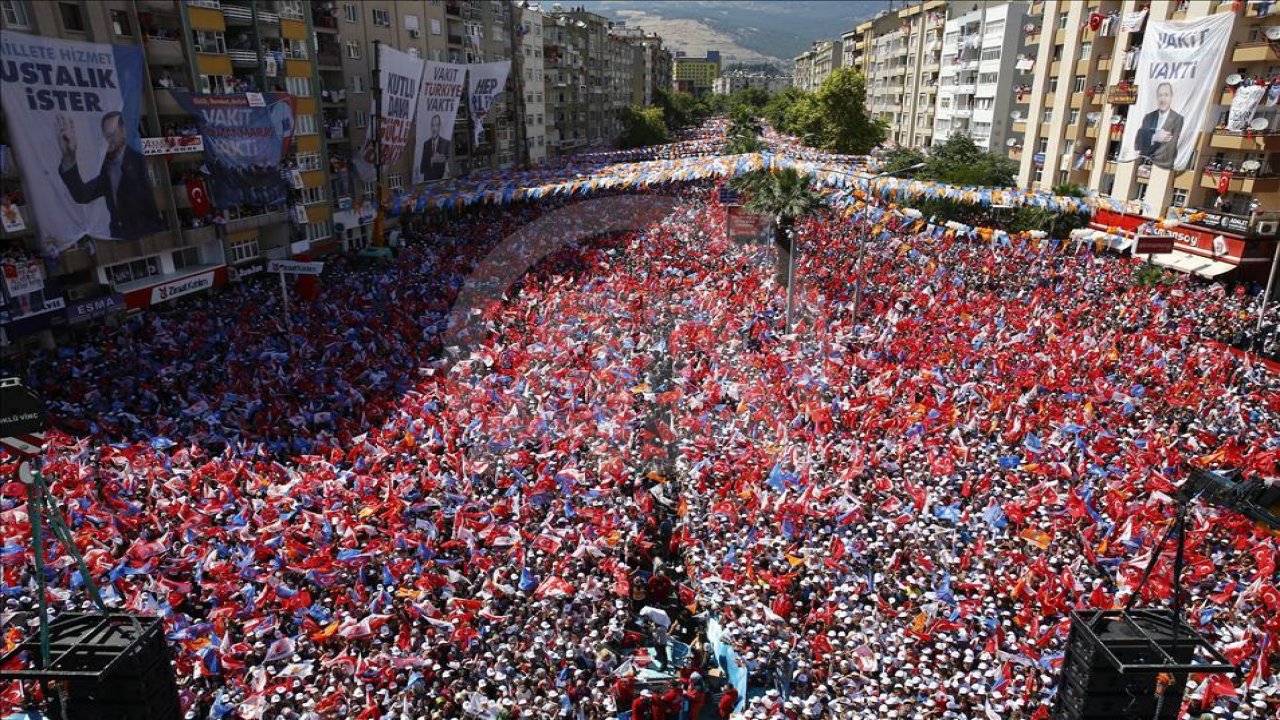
[1242,159,1262,172]
[1251,117,1270,130]
[1265,25,1280,41]
[1006,137,1018,147]
[1011,110,1023,120]
[1110,115,1122,124]
[1024,23,1035,33]
[1226,73,1243,86]
[1087,112,1101,122]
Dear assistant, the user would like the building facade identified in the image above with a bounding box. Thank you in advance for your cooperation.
[933,1,1031,152]
[1013,0,1279,280]
[712,72,791,95]
[672,50,721,96]
[792,40,842,91]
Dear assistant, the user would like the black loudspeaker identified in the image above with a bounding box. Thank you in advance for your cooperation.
[1053,610,1203,720]
[0,614,181,720]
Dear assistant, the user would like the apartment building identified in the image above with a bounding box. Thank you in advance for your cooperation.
[1013,0,1279,281]
[614,25,672,108]
[516,2,547,166]
[713,72,791,95]
[843,0,947,148]
[792,40,841,91]
[0,0,331,354]
[933,1,1032,152]
[672,50,721,96]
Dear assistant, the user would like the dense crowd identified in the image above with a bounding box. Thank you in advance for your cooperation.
[2,173,1278,720]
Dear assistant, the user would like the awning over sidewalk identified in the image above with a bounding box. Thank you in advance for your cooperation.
[1150,250,1235,279]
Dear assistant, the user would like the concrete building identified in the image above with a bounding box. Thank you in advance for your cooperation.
[932,1,1032,152]
[516,2,547,165]
[0,0,331,354]
[843,0,947,148]
[712,72,791,95]
[672,50,721,96]
[1013,0,1279,281]
[614,25,672,108]
[792,40,841,91]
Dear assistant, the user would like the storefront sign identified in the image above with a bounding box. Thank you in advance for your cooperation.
[1188,212,1251,236]
[140,136,205,156]
[65,293,124,323]
[150,271,216,305]
[268,260,325,275]
[229,263,265,282]
[1134,235,1174,254]
[727,207,774,244]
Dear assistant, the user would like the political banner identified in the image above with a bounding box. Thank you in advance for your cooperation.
[175,92,296,209]
[0,35,159,254]
[353,45,425,183]
[2,259,44,298]
[0,198,25,233]
[467,61,510,146]
[412,61,466,184]
[727,206,774,244]
[1118,13,1233,171]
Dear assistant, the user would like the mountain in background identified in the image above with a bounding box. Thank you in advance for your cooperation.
[574,1,890,68]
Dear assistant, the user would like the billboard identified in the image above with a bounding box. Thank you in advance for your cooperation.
[412,61,466,184]
[1117,13,1233,171]
[467,61,511,146]
[175,92,296,209]
[0,35,159,254]
[353,45,425,183]
[727,207,774,244]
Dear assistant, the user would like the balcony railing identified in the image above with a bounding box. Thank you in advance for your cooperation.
[224,209,289,234]
[228,49,257,65]
[221,4,252,22]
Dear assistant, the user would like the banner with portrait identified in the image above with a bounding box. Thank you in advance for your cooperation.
[175,92,296,209]
[353,45,425,183]
[1117,13,1233,171]
[412,61,466,185]
[0,35,154,254]
[467,61,510,147]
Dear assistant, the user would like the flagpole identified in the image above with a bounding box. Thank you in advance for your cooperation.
[372,39,385,247]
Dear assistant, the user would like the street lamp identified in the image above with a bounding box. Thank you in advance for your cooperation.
[849,162,926,327]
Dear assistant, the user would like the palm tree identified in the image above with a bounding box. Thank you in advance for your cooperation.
[740,168,825,290]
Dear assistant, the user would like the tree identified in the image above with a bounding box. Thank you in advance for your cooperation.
[729,87,771,110]
[617,106,669,149]
[879,147,928,178]
[921,134,1018,187]
[654,88,701,130]
[763,87,806,132]
[738,168,826,287]
[813,68,886,154]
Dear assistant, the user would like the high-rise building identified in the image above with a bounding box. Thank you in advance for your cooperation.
[842,0,947,148]
[0,0,331,356]
[712,73,791,95]
[1013,0,1279,280]
[792,40,842,91]
[614,25,672,108]
[672,50,721,96]
[933,1,1032,152]
[516,2,547,165]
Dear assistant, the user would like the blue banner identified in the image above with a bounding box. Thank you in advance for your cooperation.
[174,92,296,209]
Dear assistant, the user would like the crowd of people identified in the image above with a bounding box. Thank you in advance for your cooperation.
[1,149,1278,720]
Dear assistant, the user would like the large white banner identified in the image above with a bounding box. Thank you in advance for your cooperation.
[353,45,425,184]
[467,61,511,147]
[412,61,467,184]
[1118,13,1234,171]
[0,35,161,255]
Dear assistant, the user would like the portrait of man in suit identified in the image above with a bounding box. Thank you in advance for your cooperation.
[57,111,165,241]
[420,113,451,181]
[1135,82,1184,170]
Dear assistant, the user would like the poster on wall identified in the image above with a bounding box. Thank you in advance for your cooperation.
[1,259,44,298]
[175,92,296,209]
[0,35,161,254]
[1117,13,1233,171]
[353,45,425,183]
[467,61,511,146]
[412,61,466,184]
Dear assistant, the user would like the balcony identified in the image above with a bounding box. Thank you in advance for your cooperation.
[184,225,218,245]
[1106,84,1138,105]
[951,107,973,119]
[145,38,184,64]
[228,49,258,66]
[1233,41,1280,64]
[224,209,289,234]
[955,83,977,95]
[138,0,178,9]
[1012,119,1026,134]
[1211,130,1280,151]
[1097,56,1111,72]
[153,88,184,115]
[317,50,341,69]
[221,3,252,23]
[1200,172,1279,194]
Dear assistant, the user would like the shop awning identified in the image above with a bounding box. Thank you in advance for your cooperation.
[1071,228,1133,252]
[1151,250,1235,278]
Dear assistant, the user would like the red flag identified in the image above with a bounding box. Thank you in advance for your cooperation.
[1197,673,1238,708]
[187,177,212,217]
[1216,170,1233,195]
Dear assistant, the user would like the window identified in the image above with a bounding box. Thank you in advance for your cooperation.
[1171,189,1189,208]
[286,76,312,96]
[984,19,1004,35]
[343,3,358,23]
[1068,108,1079,124]
[58,2,84,32]
[1048,78,1058,93]
[431,18,441,35]
[173,247,201,271]
[387,173,403,189]
[372,8,390,26]
[1079,42,1092,61]
[2,1,32,28]
[306,221,333,242]
[193,31,226,54]
[302,185,327,204]
[1057,14,1070,30]
[295,113,317,136]
[105,257,161,287]
[346,40,361,59]
[980,47,1000,62]
[110,9,131,36]
[1043,108,1053,123]
[1073,75,1086,93]
[354,110,367,128]
[200,74,231,94]
[1037,137,1049,153]
[351,75,366,93]
[229,236,260,264]
[361,181,375,201]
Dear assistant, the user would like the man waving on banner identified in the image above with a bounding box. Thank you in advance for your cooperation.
[56,112,165,241]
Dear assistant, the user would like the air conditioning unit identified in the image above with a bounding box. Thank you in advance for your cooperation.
[409,29,420,38]
[1257,220,1278,236]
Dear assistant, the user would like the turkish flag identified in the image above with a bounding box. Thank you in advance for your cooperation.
[1089,13,1103,31]
[1216,170,1233,195]
[187,177,212,217]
